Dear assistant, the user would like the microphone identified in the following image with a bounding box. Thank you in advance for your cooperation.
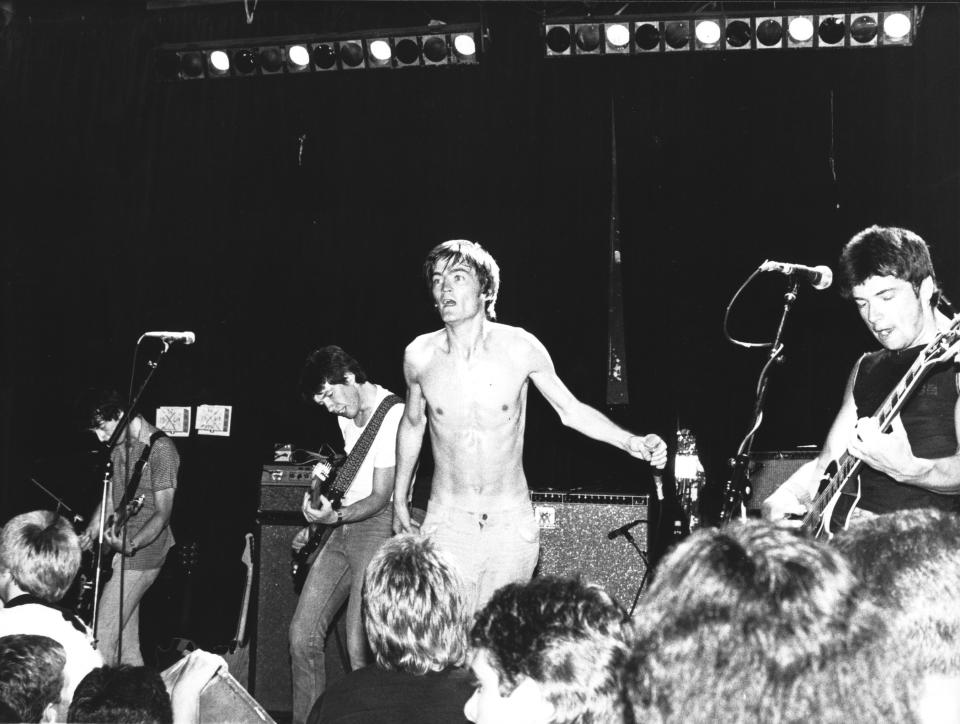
[607,518,643,540]
[760,260,833,291]
[141,331,196,345]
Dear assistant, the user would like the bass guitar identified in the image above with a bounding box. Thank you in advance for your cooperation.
[800,317,960,539]
[290,455,345,593]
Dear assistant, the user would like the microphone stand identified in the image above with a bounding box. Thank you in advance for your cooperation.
[92,341,172,663]
[622,526,650,617]
[721,277,800,522]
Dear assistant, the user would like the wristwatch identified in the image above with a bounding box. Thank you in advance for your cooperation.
[335,510,344,525]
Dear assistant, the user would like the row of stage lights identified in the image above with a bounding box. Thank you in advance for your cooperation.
[543,7,916,56]
[157,25,479,81]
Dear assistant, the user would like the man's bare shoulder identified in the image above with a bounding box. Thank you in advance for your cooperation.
[487,323,546,358]
[404,330,446,366]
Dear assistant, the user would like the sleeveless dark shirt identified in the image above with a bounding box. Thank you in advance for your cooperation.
[853,345,960,514]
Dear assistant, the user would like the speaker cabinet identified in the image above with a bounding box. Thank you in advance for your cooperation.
[532,492,649,608]
[747,450,819,513]
[251,513,350,715]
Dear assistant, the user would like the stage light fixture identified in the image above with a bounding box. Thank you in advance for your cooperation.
[544,24,572,55]
[694,19,721,50]
[787,15,815,47]
[541,6,916,59]
[663,20,691,51]
[233,48,258,75]
[393,36,421,66]
[604,22,630,53]
[633,21,661,52]
[453,32,477,60]
[755,17,784,48]
[881,10,913,45]
[422,35,449,64]
[849,12,879,46]
[366,39,392,68]
[206,50,231,77]
[339,40,365,69]
[311,42,337,71]
[573,23,602,54]
[286,44,311,72]
[817,14,846,47]
[180,51,205,79]
[725,18,752,49]
[259,46,284,74]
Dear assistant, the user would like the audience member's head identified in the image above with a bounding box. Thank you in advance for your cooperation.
[0,634,67,723]
[67,665,172,724]
[624,520,912,724]
[363,534,468,674]
[465,575,630,724]
[0,511,80,603]
[835,508,960,675]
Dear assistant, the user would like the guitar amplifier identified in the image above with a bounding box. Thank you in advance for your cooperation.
[747,450,819,513]
[259,464,314,513]
[532,491,649,608]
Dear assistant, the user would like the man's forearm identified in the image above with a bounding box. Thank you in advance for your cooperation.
[340,491,390,523]
[562,402,632,449]
[130,513,169,549]
[393,418,425,506]
[895,454,960,494]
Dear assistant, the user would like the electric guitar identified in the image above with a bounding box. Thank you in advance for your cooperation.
[74,495,146,623]
[800,317,960,539]
[290,455,346,592]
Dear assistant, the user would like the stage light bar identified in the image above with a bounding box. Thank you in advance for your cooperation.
[156,23,481,80]
[541,6,917,57]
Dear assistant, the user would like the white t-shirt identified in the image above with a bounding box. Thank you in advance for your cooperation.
[337,386,403,507]
[0,599,104,702]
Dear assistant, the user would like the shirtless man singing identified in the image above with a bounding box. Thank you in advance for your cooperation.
[393,239,668,612]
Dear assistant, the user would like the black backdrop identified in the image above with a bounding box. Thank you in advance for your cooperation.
[2,1,959,568]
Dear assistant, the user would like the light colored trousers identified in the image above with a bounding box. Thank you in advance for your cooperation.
[422,498,540,615]
[96,556,160,666]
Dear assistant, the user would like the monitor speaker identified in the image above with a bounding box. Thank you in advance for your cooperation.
[531,492,649,608]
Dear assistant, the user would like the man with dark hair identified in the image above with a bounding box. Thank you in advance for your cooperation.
[464,575,631,724]
[763,225,960,527]
[394,239,667,613]
[0,511,102,708]
[623,520,912,723]
[67,665,173,724]
[76,388,179,666]
[308,534,473,723]
[0,634,67,723]
[290,346,403,724]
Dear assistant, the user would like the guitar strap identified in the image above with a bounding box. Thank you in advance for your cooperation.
[326,394,403,502]
[118,430,167,512]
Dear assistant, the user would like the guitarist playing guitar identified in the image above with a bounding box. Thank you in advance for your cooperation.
[76,388,179,666]
[763,226,960,532]
[289,346,403,724]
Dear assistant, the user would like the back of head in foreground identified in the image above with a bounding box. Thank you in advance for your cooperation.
[67,665,173,724]
[363,533,469,674]
[466,575,630,724]
[0,633,66,723]
[0,510,80,604]
[834,507,960,676]
[624,520,913,724]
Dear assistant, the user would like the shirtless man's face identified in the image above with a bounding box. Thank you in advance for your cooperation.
[313,374,361,419]
[431,260,486,323]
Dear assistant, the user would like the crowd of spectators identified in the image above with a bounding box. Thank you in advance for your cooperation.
[2,507,957,723]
